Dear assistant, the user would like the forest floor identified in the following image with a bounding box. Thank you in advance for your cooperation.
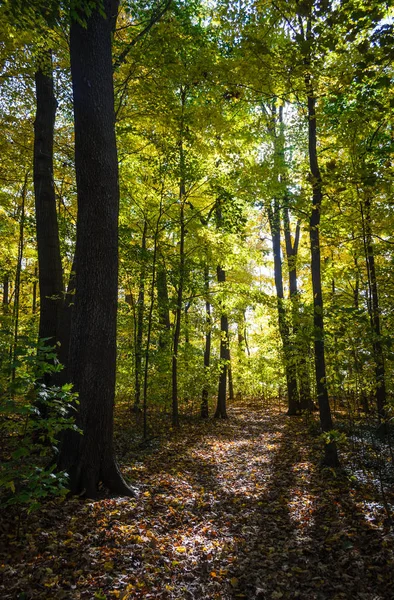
[1,399,394,600]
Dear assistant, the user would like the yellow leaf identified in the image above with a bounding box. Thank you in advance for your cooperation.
[210,571,217,577]
[230,577,239,587]
[104,561,114,572]
[175,546,187,553]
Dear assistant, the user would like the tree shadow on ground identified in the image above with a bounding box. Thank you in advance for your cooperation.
[1,401,393,599]
[228,415,394,600]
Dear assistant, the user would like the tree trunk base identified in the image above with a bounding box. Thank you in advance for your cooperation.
[214,410,228,419]
[322,441,340,468]
[102,459,138,498]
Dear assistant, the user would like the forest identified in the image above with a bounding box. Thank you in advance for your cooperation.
[0,0,393,598]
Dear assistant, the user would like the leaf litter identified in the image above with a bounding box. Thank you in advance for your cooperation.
[1,400,393,599]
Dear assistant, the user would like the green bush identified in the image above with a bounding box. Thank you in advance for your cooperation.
[0,340,80,512]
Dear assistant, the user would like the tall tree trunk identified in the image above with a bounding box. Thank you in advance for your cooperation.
[361,195,386,428]
[2,274,9,314]
[11,172,28,384]
[228,350,234,401]
[201,264,211,419]
[268,202,299,415]
[157,258,171,349]
[59,0,134,498]
[351,247,369,413]
[156,256,171,410]
[172,88,187,428]
[268,102,299,415]
[172,197,184,427]
[33,51,64,361]
[134,219,147,411]
[306,72,339,466]
[142,205,163,439]
[55,256,76,385]
[283,207,314,411]
[215,263,228,419]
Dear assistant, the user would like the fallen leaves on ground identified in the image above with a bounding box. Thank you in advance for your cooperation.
[1,401,393,599]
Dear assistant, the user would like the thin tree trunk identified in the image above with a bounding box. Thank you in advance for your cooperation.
[172,198,184,427]
[268,202,299,415]
[3,274,9,314]
[55,255,76,386]
[34,51,64,358]
[11,172,28,384]
[228,349,234,401]
[172,88,187,428]
[283,208,315,411]
[305,71,339,467]
[361,196,386,428]
[142,203,163,439]
[201,264,211,419]
[58,0,134,498]
[134,219,147,411]
[215,263,228,419]
[157,259,171,349]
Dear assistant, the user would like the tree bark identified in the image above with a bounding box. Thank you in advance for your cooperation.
[306,73,339,467]
[2,274,9,314]
[228,350,234,401]
[283,207,315,411]
[361,195,386,428]
[157,258,171,349]
[134,220,147,411]
[11,173,28,384]
[172,88,187,428]
[142,206,163,439]
[58,0,134,497]
[268,202,300,415]
[33,51,64,358]
[201,264,211,418]
[215,264,228,419]
[172,196,184,428]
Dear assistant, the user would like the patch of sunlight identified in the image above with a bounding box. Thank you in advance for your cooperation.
[287,491,315,529]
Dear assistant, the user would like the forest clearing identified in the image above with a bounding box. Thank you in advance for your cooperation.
[1,0,394,598]
[1,400,394,599]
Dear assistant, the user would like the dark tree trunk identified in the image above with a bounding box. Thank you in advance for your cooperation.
[215,264,228,419]
[306,73,339,467]
[172,196,184,428]
[134,220,147,411]
[33,52,64,357]
[142,205,163,439]
[11,173,28,384]
[238,312,250,356]
[268,203,299,415]
[361,196,386,428]
[283,207,315,411]
[172,89,187,428]
[157,259,171,349]
[55,256,76,386]
[58,0,134,498]
[201,265,211,419]
[2,274,9,314]
[228,349,234,401]
[237,316,245,348]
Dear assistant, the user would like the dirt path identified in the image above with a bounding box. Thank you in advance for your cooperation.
[1,401,393,599]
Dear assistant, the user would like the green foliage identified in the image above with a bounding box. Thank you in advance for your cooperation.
[0,342,80,512]
[320,429,347,447]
